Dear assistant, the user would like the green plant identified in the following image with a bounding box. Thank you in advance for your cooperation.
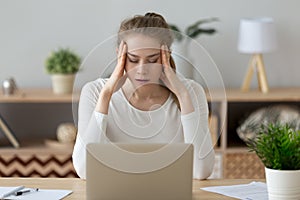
[168,18,218,42]
[45,48,81,74]
[247,123,300,170]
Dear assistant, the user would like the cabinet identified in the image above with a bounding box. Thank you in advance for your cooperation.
[1,88,299,178]
[0,89,79,177]
[207,87,300,178]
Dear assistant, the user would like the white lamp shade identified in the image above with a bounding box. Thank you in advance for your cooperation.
[238,18,277,53]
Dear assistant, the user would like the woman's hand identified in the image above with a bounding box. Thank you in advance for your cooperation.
[160,44,194,114]
[95,41,127,114]
[104,40,128,94]
[160,44,188,97]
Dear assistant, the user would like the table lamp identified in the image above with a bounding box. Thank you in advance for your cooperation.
[238,18,277,93]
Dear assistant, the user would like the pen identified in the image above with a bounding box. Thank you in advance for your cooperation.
[1,185,25,198]
[15,188,39,196]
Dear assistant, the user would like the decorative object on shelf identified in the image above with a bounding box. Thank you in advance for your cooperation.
[238,18,277,93]
[0,114,20,148]
[2,77,17,96]
[237,105,300,142]
[45,48,81,94]
[246,123,300,200]
[44,139,74,149]
[168,18,218,79]
[56,123,77,144]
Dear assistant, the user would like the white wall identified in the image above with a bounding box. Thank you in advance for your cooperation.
[1,0,300,89]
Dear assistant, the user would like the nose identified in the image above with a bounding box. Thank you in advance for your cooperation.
[136,64,148,75]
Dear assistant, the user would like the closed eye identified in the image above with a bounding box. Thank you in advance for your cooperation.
[128,58,138,63]
[148,59,158,63]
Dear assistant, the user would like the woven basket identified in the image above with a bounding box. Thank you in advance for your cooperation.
[224,152,265,179]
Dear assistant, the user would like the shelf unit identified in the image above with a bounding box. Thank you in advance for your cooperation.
[0,143,76,177]
[0,89,79,177]
[0,88,80,143]
[1,87,299,178]
[0,88,80,103]
[207,87,300,178]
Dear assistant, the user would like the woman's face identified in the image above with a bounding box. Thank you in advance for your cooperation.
[124,34,163,87]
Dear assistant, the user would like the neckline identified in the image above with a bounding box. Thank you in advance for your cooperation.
[120,88,173,113]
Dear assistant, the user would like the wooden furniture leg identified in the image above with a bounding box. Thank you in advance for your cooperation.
[241,54,269,93]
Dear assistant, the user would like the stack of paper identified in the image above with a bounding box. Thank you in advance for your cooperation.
[0,186,72,200]
[201,181,268,200]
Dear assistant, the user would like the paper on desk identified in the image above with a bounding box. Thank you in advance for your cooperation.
[5,189,72,200]
[0,187,22,198]
[201,181,268,200]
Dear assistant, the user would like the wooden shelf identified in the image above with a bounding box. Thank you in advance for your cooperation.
[205,87,300,178]
[0,89,77,177]
[0,141,77,177]
[205,87,300,151]
[0,139,74,153]
[0,88,80,103]
[2,87,299,179]
[206,87,300,102]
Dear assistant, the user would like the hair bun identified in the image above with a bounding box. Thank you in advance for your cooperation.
[144,12,165,21]
[145,12,156,17]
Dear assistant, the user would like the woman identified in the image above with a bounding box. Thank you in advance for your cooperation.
[72,12,215,179]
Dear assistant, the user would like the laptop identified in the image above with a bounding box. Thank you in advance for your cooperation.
[86,143,194,200]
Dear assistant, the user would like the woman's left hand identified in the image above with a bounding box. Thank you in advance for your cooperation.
[160,44,195,114]
[160,45,188,98]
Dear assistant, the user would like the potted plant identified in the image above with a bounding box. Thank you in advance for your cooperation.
[168,17,218,42]
[168,18,218,78]
[45,48,81,94]
[247,123,300,200]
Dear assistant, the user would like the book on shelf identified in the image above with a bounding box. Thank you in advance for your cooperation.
[0,114,20,148]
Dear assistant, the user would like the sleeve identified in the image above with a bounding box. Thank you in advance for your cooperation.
[181,81,215,180]
[72,80,109,179]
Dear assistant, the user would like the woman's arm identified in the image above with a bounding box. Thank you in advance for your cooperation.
[73,41,127,179]
[72,81,109,179]
[160,45,214,179]
[181,82,215,179]
[95,41,127,114]
[159,45,194,115]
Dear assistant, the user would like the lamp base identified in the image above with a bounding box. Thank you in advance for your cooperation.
[241,54,269,93]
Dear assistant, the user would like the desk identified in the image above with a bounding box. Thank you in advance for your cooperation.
[0,178,264,199]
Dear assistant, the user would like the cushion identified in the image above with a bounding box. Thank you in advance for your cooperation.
[236,105,300,142]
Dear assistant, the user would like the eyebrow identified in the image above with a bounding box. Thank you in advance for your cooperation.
[127,52,160,58]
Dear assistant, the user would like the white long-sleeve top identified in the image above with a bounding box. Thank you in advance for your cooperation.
[72,78,215,179]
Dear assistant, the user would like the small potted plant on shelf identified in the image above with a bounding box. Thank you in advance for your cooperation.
[247,123,300,200]
[45,48,81,94]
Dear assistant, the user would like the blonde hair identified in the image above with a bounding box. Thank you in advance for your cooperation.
[118,12,180,109]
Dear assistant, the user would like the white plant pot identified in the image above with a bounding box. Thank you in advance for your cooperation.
[51,74,75,94]
[265,167,300,200]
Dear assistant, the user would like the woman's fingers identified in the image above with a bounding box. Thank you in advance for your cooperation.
[114,41,127,75]
[120,42,127,67]
[117,40,124,60]
[161,44,170,68]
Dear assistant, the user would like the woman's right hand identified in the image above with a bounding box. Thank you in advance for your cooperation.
[104,40,127,94]
[95,41,127,114]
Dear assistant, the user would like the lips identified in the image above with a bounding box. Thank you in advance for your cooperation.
[135,79,150,83]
